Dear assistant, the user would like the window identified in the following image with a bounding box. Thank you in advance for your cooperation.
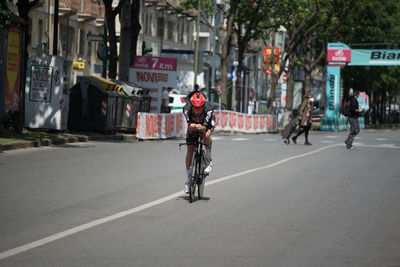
[38,19,43,44]
[184,23,189,44]
[178,19,184,43]
[167,20,175,41]
[87,31,92,58]
[144,13,152,35]
[60,24,75,56]
[79,29,85,56]
[157,17,164,38]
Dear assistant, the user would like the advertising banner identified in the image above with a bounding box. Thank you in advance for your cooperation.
[263,47,280,74]
[327,43,351,67]
[273,47,280,74]
[326,67,340,118]
[263,47,272,74]
[350,49,400,66]
[130,56,177,113]
[5,28,21,111]
[29,66,53,102]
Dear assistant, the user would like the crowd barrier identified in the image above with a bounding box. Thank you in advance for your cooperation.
[214,111,277,134]
[321,116,365,131]
[136,111,278,140]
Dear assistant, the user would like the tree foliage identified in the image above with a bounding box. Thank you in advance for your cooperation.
[0,0,11,29]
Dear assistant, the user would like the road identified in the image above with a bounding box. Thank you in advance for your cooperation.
[0,129,400,266]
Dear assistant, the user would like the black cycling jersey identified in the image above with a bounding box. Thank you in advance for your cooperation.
[183,101,215,130]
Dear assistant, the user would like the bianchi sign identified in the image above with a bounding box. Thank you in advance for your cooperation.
[351,49,400,66]
[327,43,400,66]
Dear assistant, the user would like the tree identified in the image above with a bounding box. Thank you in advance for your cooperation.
[118,0,141,81]
[103,0,128,79]
[14,0,39,132]
[233,0,280,111]
[340,0,400,124]
[0,0,11,29]
[180,0,240,106]
[300,0,353,94]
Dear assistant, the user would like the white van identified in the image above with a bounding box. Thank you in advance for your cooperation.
[169,93,188,113]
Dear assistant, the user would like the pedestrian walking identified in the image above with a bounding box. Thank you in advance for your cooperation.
[344,90,363,149]
[292,93,315,145]
[161,87,172,113]
[187,84,200,101]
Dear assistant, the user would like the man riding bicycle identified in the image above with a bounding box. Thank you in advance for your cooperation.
[183,93,215,194]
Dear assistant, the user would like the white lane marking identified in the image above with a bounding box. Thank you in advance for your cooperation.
[321,140,335,143]
[0,143,341,260]
[325,136,339,138]
[212,137,224,141]
[376,138,388,141]
[232,138,249,141]
[264,139,277,142]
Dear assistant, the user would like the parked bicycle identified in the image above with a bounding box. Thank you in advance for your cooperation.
[179,134,208,203]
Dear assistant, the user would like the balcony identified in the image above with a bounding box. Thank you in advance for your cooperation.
[58,0,103,21]
[59,0,78,17]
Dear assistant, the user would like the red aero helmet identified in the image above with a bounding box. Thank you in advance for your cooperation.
[190,93,205,108]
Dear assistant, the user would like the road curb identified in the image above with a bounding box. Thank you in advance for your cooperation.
[0,134,137,152]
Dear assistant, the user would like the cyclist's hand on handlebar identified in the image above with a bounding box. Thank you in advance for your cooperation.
[189,123,197,132]
[189,123,205,133]
[195,124,206,133]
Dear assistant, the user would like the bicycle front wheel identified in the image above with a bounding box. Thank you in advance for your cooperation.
[197,178,204,199]
[189,153,197,203]
[197,152,205,199]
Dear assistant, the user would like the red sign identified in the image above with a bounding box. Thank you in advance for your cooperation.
[327,49,351,66]
[263,47,280,74]
[263,47,272,74]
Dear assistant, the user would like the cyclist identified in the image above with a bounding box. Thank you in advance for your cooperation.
[183,93,215,193]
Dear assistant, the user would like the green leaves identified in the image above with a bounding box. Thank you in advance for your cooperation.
[0,0,11,29]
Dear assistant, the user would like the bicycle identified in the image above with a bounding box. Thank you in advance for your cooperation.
[179,134,208,203]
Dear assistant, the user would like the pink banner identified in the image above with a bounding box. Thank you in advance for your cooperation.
[327,49,351,66]
[132,56,177,71]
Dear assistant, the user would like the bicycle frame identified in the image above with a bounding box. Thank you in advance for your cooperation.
[179,133,208,202]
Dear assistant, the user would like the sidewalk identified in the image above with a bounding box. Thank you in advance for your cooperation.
[0,133,137,152]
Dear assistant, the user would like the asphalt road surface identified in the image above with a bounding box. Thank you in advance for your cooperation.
[1,129,399,267]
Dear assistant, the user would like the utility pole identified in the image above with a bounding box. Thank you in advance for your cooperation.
[210,0,217,105]
[53,0,59,55]
[258,43,264,114]
[193,0,201,86]
[102,6,108,78]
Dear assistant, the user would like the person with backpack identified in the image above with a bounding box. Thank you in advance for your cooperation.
[344,90,363,149]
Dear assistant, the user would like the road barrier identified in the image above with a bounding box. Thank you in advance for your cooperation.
[321,116,365,131]
[136,111,277,140]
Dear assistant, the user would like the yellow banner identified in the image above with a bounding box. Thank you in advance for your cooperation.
[5,28,21,110]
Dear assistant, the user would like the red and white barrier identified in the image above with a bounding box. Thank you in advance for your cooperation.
[214,111,277,133]
[136,112,186,139]
[136,111,277,140]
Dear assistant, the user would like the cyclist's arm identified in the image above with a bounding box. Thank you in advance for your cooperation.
[202,102,215,130]
[183,103,192,126]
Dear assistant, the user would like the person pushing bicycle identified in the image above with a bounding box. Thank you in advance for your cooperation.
[183,93,215,194]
